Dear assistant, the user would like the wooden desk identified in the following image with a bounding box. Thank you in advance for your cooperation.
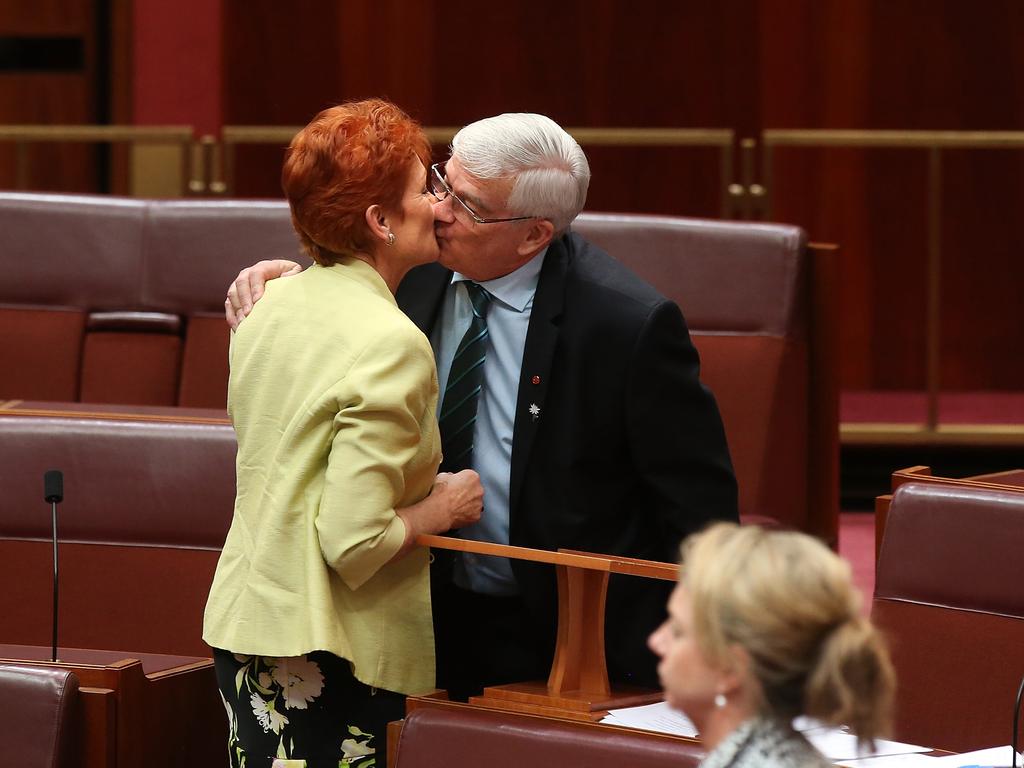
[0,398,230,424]
[1,645,224,768]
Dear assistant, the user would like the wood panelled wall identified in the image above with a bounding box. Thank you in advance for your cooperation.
[0,1,102,191]
[220,0,1024,393]
[4,1,1022,392]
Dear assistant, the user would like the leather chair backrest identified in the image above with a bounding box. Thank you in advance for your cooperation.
[0,193,302,407]
[574,213,827,536]
[394,706,704,768]
[0,664,79,768]
[0,194,144,402]
[872,482,1024,752]
[144,200,298,407]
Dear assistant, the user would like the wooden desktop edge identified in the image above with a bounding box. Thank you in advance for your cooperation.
[414,534,678,581]
[0,402,231,426]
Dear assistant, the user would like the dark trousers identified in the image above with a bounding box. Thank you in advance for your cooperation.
[432,581,552,701]
[213,648,405,768]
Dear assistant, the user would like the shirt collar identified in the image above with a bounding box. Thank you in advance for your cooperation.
[451,247,548,313]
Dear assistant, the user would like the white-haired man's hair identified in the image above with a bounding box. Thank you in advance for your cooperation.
[451,113,590,234]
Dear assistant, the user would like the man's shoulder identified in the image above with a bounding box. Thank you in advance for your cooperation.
[555,231,669,312]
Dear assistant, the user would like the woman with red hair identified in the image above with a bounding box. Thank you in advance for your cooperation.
[204,99,482,767]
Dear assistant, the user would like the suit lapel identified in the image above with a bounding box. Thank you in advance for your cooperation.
[509,236,568,523]
[396,263,451,335]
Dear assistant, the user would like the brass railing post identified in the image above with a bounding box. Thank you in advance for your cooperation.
[719,143,735,218]
[740,138,760,220]
[926,146,943,433]
[14,140,29,190]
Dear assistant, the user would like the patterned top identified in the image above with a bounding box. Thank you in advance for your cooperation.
[701,717,832,768]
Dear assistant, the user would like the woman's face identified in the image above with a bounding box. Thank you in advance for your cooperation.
[389,159,441,267]
[648,583,723,723]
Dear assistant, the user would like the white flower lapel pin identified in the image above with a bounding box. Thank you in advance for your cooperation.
[528,403,541,421]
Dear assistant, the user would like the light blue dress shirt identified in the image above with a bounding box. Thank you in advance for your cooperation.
[432,249,548,595]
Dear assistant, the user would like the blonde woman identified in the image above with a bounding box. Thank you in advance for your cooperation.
[649,523,895,768]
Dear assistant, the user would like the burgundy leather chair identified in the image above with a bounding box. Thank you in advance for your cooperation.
[872,482,1024,752]
[575,213,839,541]
[1,664,79,768]
[393,706,703,768]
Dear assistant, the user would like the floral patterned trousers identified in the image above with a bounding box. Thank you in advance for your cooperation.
[213,648,406,768]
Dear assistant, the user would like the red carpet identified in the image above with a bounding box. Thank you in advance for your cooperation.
[838,512,875,612]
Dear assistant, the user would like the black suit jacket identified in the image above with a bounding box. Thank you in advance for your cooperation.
[397,231,738,687]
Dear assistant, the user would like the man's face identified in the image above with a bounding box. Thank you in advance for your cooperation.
[432,156,542,281]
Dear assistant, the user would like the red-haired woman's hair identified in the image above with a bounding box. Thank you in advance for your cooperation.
[281,99,431,266]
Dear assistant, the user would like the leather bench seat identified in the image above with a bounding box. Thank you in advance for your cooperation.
[0,194,837,538]
[0,411,235,657]
[0,193,300,408]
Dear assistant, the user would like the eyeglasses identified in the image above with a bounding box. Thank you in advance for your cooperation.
[428,163,537,225]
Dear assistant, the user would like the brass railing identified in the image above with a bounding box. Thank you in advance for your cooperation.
[0,125,195,195]
[759,130,1024,437]
[216,126,736,215]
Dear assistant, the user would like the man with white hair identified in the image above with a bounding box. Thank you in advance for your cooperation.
[226,112,738,699]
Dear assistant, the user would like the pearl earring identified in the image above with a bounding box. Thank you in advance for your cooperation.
[714,693,727,708]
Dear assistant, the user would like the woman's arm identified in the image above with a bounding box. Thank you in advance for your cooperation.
[392,470,483,561]
[317,330,478,590]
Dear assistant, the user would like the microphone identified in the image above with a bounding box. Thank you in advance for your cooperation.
[44,470,63,503]
[44,470,63,662]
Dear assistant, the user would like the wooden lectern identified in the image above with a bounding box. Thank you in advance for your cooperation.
[417,534,677,721]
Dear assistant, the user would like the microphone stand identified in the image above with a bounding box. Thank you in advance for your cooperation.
[51,494,59,663]
[44,469,63,664]
[1013,673,1023,768]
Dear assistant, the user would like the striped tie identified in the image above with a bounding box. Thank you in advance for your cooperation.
[438,282,491,473]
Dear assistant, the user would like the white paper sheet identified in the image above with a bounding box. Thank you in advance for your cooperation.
[922,746,1024,767]
[838,753,938,768]
[805,730,933,761]
[600,701,700,738]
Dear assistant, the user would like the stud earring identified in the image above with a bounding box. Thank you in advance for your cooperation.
[714,693,727,708]
[387,232,396,246]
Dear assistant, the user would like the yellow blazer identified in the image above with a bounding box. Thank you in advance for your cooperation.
[203,258,441,695]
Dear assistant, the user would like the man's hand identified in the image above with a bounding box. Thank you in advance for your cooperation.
[225,259,302,329]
